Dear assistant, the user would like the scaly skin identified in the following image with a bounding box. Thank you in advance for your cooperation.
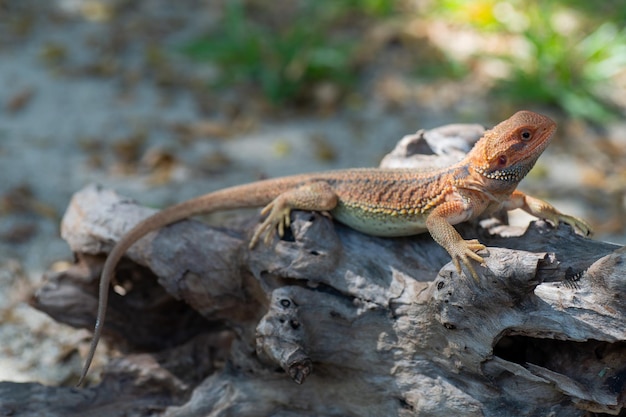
[76,110,591,386]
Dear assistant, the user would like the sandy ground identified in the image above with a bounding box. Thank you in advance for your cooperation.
[0,0,617,385]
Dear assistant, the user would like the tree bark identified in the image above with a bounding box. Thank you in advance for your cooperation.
[14,125,626,417]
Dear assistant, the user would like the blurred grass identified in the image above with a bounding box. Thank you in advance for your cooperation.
[181,0,626,122]
[181,0,394,106]
[497,18,626,123]
[430,0,626,122]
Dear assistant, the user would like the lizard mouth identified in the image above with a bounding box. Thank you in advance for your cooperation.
[481,157,539,183]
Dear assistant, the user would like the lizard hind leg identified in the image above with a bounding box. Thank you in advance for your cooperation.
[249,181,339,249]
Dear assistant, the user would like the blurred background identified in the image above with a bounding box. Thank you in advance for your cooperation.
[1,0,625,385]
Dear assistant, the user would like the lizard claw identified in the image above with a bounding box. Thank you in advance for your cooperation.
[248,182,338,249]
[555,214,592,237]
[249,200,292,249]
[450,239,487,282]
[515,192,592,237]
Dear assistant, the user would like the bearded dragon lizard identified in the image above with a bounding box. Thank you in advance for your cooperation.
[76,110,590,385]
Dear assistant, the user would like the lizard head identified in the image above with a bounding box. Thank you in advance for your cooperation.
[471,110,556,185]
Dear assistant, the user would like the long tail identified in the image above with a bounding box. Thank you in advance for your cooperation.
[76,177,303,386]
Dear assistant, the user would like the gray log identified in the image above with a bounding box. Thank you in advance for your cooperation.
[15,126,626,417]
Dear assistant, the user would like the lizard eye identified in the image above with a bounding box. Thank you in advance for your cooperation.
[520,129,532,141]
[498,155,507,166]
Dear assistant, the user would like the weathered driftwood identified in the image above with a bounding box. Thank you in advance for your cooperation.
[13,125,626,417]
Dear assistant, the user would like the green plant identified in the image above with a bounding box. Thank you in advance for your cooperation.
[181,1,373,105]
[427,0,626,122]
[494,4,626,122]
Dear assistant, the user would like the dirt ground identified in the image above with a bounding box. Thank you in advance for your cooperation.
[0,0,623,386]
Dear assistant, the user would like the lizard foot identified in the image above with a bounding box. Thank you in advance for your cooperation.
[552,213,592,237]
[516,192,592,237]
[248,182,338,249]
[449,239,487,283]
[249,200,291,249]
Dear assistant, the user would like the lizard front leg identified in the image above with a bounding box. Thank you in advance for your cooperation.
[425,201,486,282]
[249,181,339,248]
[505,190,592,236]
